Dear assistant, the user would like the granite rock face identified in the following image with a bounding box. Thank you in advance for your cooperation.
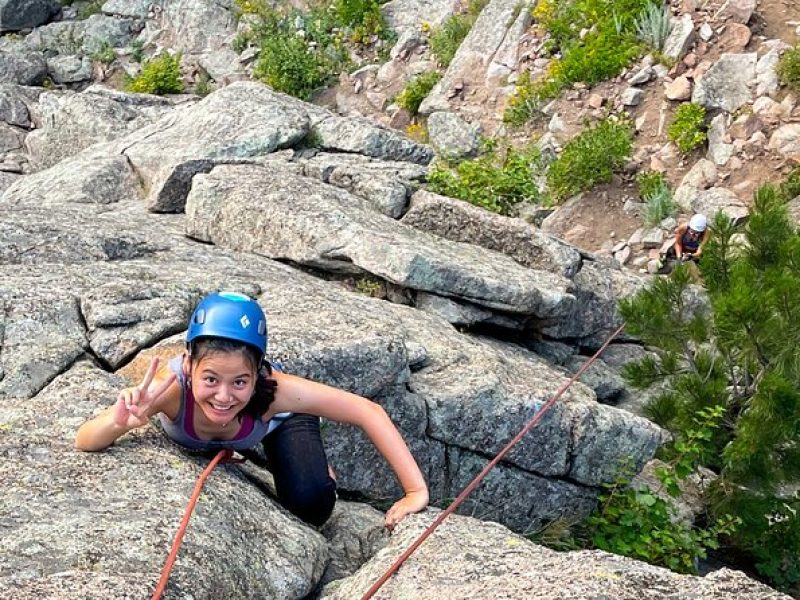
[321,511,792,600]
[0,80,680,596]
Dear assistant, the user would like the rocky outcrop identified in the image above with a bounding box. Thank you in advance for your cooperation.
[1,83,666,554]
[0,0,60,33]
[321,511,791,599]
[419,0,534,115]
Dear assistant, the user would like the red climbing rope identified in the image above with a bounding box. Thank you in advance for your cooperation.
[151,448,244,600]
[360,322,627,600]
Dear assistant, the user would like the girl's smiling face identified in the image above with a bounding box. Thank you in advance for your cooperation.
[188,351,256,426]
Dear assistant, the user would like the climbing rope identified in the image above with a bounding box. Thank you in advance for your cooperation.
[151,448,245,600]
[360,322,627,600]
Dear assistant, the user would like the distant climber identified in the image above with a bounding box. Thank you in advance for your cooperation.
[660,214,710,271]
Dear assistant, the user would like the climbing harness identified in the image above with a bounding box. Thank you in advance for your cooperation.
[360,322,626,600]
[151,323,625,600]
[151,448,245,600]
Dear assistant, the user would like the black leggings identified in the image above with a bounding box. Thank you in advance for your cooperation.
[262,413,337,526]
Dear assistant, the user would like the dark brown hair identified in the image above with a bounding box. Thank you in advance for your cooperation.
[189,337,277,419]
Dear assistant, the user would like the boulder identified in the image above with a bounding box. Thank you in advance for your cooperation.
[691,53,756,113]
[0,50,47,86]
[321,511,790,599]
[185,163,576,317]
[0,0,59,33]
[427,111,480,160]
[662,14,695,62]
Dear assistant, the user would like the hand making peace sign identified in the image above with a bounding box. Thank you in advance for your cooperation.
[113,357,176,428]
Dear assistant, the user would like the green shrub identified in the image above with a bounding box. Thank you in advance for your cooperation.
[126,53,184,95]
[427,141,543,215]
[638,171,676,226]
[635,1,672,51]
[586,463,739,574]
[668,103,707,153]
[331,0,389,43]
[395,71,441,115]
[236,0,394,100]
[505,0,652,126]
[429,14,473,68]
[89,40,117,65]
[253,32,340,100]
[195,72,213,97]
[546,119,633,203]
[77,0,102,19]
[777,43,800,90]
[130,40,145,63]
[503,69,563,126]
[780,167,800,201]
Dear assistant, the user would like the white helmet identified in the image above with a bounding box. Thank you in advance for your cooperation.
[689,213,707,232]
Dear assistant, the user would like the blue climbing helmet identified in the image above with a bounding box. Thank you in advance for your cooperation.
[186,292,268,357]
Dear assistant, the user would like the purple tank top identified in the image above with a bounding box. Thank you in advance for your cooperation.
[158,356,290,451]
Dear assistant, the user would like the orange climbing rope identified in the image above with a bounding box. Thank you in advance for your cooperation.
[360,322,627,600]
[151,448,244,600]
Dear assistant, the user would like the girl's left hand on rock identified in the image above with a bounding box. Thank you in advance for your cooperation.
[384,489,429,530]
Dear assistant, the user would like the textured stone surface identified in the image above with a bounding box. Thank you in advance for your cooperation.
[186,164,577,317]
[0,361,328,598]
[0,0,59,32]
[692,53,756,113]
[322,512,791,599]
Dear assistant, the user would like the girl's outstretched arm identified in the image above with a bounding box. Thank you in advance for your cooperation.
[75,357,177,452]
[271,373,429,528]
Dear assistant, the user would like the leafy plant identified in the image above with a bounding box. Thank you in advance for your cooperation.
[546,119,633,203]
[506,0,651,126]
[780,166,800,200]
[405,122,429,143]
[777,43,800,90]
[89,40,117,65]
[395,71,441,115]
[427,140,543,215]
[195,72,213,97]
[638,171,676,226]
[428,1,487,68]
[130,40,145,63]
[77,0,102,19]
[354,276,383,297]
[235,0,394,100]
[586,461,739,574]
[126,53,184,95]
[635,1,672,51]
[331,0,389,44]
[668,103,707,154]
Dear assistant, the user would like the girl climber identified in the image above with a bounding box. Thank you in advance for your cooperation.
[75,291,429,529]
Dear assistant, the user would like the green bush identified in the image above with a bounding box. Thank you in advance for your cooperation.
[77,0,102,19]
[546,119,633,203]
[236,0,394,100]
[586,460,739,573]
[89,40,117,65]
[130,40,144,63]
[667,103,707,154]
[427,141,543,215]
[638,171,676,226]
[780,166,800,201]
[429,14,473,68]
[777,44,800,90]
[126,53,184,95]
[395,71,441,115]
[253,32,340,100]
[504,0,653,125]
[635,1,672,51]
